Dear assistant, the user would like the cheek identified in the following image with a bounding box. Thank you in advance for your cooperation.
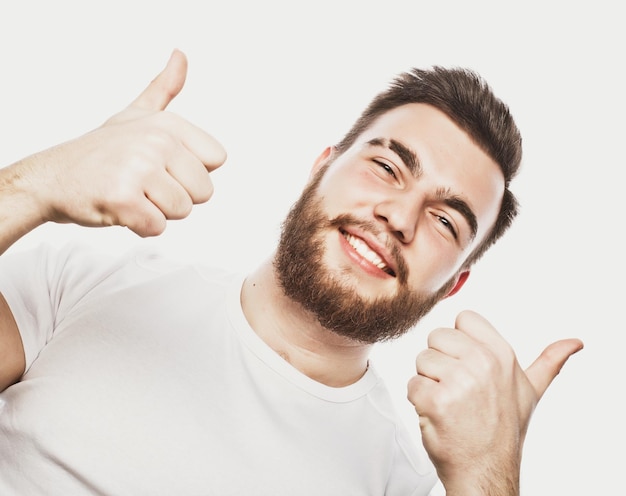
[407,232,466,293]
[317,168,379,211]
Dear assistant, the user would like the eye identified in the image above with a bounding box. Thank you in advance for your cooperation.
[436,214,458,239]
[373,159,397,179]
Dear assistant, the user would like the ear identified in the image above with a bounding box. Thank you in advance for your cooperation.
[309,146,335,178]
[445,270,470,298]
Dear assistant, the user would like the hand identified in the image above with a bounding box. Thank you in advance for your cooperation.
[23,49,226,237]
[407,310,583,495]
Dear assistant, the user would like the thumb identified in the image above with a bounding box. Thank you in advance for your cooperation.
[129,49,188,111]
[525,338,584,400]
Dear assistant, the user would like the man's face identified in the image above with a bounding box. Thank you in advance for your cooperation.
[275,103,504,343]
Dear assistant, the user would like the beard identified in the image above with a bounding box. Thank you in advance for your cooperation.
[274,166,454,344]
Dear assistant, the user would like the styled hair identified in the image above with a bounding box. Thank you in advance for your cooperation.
[335,66,522,267]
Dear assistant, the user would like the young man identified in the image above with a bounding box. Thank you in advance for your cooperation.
[0,50,582,495]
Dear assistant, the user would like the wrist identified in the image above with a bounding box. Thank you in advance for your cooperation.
[0,156,49,252]
[438,464,520,496]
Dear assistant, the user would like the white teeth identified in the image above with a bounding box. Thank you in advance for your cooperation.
[344,233,388,270]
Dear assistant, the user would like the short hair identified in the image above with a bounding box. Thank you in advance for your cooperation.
[335,66,522,267]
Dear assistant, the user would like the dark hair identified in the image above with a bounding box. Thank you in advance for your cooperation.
[335,66,522,267]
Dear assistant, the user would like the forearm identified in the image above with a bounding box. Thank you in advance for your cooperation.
[0,155,48,255]
[1,50,226,256]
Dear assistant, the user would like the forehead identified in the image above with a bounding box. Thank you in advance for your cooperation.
[352,103,505,241]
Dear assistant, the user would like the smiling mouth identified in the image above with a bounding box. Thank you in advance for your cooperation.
[340,229,396,277]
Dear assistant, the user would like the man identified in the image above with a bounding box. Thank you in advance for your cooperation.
[0,50,582,495]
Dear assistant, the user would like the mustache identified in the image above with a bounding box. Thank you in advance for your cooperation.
[327,214,409,285]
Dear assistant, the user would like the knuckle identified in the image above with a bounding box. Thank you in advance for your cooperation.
[177,197,194,218]
[150,110,177,127]
[429,389,454,417]
[414,348,432,372]
[192,178,214,204]
[210,144,227,166]
[146,128,177,154]
[474,349,500,377]
[137,215,167,237]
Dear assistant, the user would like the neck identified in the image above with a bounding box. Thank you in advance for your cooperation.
[240,256,371,387]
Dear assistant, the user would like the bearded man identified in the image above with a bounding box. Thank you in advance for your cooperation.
[0,50,582,495]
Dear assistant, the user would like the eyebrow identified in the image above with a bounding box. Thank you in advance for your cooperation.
[437,188,478,241]
[365,137,478,241]
[366,137,421,176]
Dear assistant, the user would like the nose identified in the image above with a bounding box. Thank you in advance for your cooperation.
[373,192,421,244]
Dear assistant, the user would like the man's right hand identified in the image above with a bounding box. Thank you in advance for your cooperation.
[0,49,226,253]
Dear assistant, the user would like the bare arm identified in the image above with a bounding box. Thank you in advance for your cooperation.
[0,49,226,389]
[0,159,43,255]
[0,49,226,255]
[0,293,24,390]
[408,310,583,495]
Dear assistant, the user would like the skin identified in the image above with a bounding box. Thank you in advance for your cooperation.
[255,101,504,373]
[0,49,225,389]
[243,102,584,494]
[0,50,583,495]
[312,103,502,298]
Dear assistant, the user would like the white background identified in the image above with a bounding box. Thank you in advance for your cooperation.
[0,1,622,494]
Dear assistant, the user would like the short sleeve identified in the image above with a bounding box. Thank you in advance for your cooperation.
[0,243,126,370]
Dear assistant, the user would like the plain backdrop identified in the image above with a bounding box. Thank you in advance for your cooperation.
[1,1,622,494]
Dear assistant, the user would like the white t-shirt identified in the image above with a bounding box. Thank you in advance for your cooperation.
[0,243,438,495]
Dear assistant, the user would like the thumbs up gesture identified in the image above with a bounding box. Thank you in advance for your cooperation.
[407,310,583,495]
[9,49,226,239]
